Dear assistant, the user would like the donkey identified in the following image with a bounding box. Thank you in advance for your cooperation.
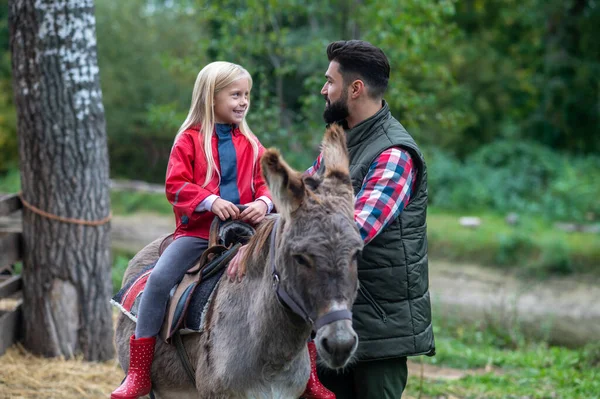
[114,124,363,399]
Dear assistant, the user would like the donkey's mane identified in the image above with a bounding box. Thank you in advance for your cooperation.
[239,215,277,276]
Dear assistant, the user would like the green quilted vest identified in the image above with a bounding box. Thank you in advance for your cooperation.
[344,102,435,360]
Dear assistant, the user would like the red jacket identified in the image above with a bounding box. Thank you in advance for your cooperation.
[165,125,271,240]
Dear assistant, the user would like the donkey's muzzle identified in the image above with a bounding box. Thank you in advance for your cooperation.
[315,320,358,369]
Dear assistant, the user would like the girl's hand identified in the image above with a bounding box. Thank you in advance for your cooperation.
[227,244,248,282]
[240,200,268,224]
[211,198,240,221]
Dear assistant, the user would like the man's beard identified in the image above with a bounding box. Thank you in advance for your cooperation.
[323,91,349,124]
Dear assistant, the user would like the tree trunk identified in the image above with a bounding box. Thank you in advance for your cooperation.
[8,0,114,361]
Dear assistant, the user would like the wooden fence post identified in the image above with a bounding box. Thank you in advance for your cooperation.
[0,193,23,355]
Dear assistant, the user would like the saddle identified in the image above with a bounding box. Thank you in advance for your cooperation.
[159,216,255,343]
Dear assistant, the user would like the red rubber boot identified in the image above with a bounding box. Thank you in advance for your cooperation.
[111,335,156,399]
[301,340,336,399]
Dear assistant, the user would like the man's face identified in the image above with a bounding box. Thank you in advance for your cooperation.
[321,61,349,124]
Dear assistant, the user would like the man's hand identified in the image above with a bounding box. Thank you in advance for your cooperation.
[227,244,248,282]
[240,200,268,224]
[211,198,240,221]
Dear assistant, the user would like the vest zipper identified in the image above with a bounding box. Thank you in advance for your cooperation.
[359,285,387,323]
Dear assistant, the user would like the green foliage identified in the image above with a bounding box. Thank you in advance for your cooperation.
[112,248,137,294]
[111,254,130,295]
[495,231,535,267]
[426,140,600,222]
[531,237,573,276]
[0,0,17,172]
[453,0,600,155]
[362,0,477,149]
[110,190,172,216]
[582,341,600,369]
[1,0,598,179]
[525,0,600,153]
[0,168,19,192]
[92,0,467,175]
[545,155,600,221]
[95,0,205,182]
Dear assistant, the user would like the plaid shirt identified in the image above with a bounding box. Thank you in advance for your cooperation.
[305,147,415,245]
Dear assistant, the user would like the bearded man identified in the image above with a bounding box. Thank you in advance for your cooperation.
[304,40,435,399]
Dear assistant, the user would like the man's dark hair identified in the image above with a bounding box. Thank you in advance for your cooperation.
[326,40,390,99]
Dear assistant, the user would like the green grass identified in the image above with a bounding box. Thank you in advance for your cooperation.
[0,168,20,193]
[110,190,172,216]
[404,311,600,398]
[427,208,600,276]
[111,249,135,294]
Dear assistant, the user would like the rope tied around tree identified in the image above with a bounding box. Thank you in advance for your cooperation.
[18,192,112,227]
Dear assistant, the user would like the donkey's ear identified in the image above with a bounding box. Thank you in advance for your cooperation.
[303,175,322,191]
[261,149,305,218]
[321,124,351,185]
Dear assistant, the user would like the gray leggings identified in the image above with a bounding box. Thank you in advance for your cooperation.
[135,236,208,339]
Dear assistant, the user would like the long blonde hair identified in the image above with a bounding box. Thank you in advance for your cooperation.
[175,61,259,188]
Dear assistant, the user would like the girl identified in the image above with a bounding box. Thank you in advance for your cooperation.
[111,62,273,399]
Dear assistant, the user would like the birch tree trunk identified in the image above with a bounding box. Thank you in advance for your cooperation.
[8,0,114,361]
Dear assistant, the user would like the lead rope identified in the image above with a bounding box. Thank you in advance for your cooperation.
[19,192,112,226]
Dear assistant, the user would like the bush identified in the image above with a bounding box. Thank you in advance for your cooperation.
[544,156,600,221]
[426,140,600,222]
[495,230,536,267]
[581,341,600,369]
[112,250,135,295]
[0,168,20,192]
[528,238,573,276]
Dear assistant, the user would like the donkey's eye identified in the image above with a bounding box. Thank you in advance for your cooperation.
[292,254,312,268]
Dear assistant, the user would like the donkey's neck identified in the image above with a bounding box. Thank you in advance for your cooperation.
[248,268,311,363]
[203,219,312,387]
[242,220,311,367]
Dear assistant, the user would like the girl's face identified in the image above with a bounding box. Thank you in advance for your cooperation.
[214,77,250,125]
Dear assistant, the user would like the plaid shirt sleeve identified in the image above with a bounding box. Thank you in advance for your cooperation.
[305,153,323,177]
[355,147,415,245]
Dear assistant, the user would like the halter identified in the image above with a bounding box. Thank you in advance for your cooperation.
[269,216,353,333]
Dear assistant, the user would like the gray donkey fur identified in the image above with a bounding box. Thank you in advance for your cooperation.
[115,125,364,399]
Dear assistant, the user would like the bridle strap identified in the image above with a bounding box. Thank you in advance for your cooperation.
[269,216,352,333]
[270,217,313,324]
[314,309,352,332]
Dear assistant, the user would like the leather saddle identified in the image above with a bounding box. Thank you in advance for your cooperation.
[159,214,255,342]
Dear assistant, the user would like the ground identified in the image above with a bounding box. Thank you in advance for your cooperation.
[0,339,484,399]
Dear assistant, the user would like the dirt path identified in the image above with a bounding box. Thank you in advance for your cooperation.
[111,212,175,253]
[431,260,600,346]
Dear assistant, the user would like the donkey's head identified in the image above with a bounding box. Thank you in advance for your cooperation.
[262,124,363,369]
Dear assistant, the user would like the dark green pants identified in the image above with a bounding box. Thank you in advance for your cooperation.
[317,357,408,399]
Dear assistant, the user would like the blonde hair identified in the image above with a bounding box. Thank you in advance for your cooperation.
[175,61,259,188]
